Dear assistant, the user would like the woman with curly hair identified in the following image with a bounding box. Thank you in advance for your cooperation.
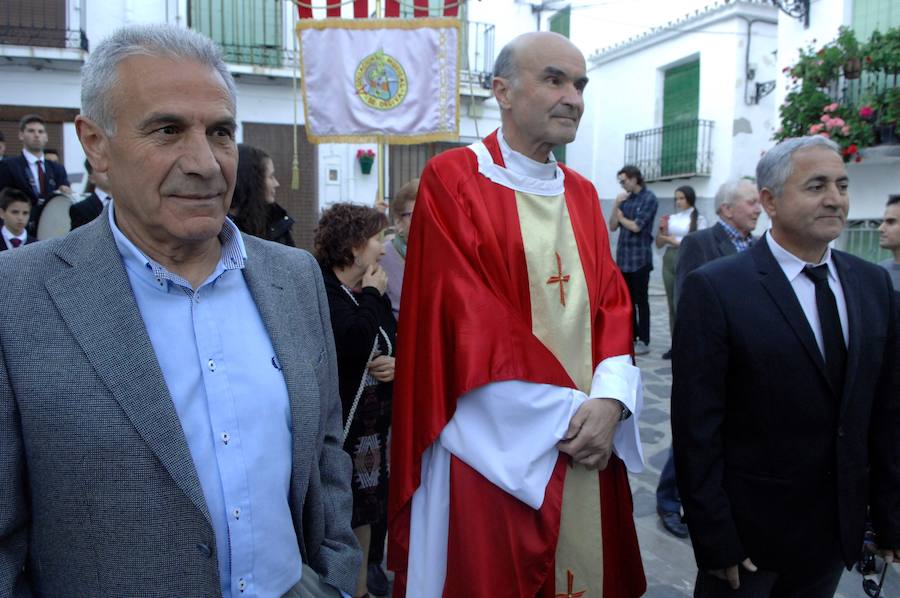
[230,143,295,246]
[314,203,395,598]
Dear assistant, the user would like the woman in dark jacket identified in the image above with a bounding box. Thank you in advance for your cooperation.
[231,143,296,246]
[314,203,395,598]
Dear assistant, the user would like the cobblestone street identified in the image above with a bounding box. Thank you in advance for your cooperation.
[632,285,899,597]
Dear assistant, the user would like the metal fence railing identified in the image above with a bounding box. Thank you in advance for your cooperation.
[624,119,714,182]
[0,0,87,51]
[837,219,891,264]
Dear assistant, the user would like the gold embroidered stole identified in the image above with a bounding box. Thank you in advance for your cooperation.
[515,190,603,595]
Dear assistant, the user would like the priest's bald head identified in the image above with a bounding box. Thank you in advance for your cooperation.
[492,31,588,163]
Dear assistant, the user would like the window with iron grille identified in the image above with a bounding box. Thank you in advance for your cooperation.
[189,0,283,67]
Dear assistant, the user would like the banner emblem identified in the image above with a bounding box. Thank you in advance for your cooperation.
[355,49,408,110]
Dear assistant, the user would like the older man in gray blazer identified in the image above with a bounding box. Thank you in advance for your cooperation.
[0,24,358,597]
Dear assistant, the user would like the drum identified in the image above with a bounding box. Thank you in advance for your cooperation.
[37,193,73,241]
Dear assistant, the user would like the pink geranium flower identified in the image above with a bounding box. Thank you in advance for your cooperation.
[824,102,839,113]
[859,106,874,119]
[809,123,825,134]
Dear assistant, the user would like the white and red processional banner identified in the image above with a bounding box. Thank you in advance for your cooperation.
[296,0,462,144]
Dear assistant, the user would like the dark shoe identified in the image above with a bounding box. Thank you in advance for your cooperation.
[662,349,672,360]
[367,562,389,596]
[658,510,689,538]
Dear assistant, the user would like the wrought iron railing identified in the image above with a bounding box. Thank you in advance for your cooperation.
[624,119,714,182]
[837,219,891,264]
[462,20,495,89]
[0,0,87,51]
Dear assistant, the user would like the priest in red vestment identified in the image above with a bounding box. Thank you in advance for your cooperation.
[388,32,646,598]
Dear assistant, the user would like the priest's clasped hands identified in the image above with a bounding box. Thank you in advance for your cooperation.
[557,398,623,470]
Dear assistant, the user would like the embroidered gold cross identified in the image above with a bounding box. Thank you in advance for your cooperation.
[555,569,586,598]
[546,251,571,306]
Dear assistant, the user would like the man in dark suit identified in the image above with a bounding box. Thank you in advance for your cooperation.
[69,159,110,229]
[674,179,761,301]
[672,136,900,596]
[0,114,72,234]
[0,24,358,597]
[657,179,761,540]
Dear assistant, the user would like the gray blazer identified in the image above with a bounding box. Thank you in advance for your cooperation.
[0,210,360,596]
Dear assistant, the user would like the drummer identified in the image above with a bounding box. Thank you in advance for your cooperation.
[0,114,72,235]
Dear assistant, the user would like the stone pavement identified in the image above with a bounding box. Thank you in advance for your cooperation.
[632,284,899,597]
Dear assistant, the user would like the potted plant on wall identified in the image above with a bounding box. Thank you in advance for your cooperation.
[356,149,375,174]
[877,87,900,144]
[837,27,862,79]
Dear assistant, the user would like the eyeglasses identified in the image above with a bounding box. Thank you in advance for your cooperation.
[618,179,628,186]
[400,212,413,220]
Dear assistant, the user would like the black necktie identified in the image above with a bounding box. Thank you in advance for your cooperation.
[802,264,846,395]
[10,238,22,248]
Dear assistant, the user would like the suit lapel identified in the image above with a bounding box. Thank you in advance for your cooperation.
[713,223,737,258]
[43,214,211,523]
[832,252,862,417]
[241,239,318,509]
[752,237,831,385]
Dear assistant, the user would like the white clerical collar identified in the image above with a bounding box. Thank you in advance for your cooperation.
[468,130,565,196]
[497,129,558,181]
[765,231,838,284]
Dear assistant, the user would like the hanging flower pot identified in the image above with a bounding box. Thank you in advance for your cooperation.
[843,57,862,79]
[357,149,375,175]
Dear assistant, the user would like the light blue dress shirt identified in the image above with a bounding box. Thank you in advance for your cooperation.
[109,206,301,597]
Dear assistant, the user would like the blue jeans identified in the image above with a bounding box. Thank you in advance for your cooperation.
[656,446,681,514]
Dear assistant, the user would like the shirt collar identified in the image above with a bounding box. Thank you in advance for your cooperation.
[108,202,247,292]
[718,219,751,242]
[95,188,112,204]
[765,231,837,283]
[498,128,558,181]
[2,225,26,243]
[22,149,43,165]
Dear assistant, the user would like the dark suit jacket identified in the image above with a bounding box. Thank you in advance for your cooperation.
[674,221,740,302]
[672,235,900,574]
[68,193,104,230]
[0,210,360,596]
[0,154,70,231]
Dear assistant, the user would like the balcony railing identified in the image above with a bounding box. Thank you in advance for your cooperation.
[0,0,86,51]
[624,119,714,182]
[462,20,495,90]
[837,219,891,263]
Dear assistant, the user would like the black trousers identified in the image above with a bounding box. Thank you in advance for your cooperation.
[622,264,651,344]
[693,552,844,598]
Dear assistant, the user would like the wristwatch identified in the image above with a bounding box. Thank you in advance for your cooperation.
[616,400,632,421]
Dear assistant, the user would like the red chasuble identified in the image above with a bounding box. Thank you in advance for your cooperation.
[388,130,645,597]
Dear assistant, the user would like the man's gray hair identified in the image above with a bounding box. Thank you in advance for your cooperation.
[756,136,840,197]
[714,179,756,214]
[81,24,236,134]
[493,42,518,84]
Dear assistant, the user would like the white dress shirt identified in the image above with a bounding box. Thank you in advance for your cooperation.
[765,232,849,355]
[1,225,27,248]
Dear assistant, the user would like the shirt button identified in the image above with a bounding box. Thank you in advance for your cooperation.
[208,359,216,372]
[837,426,845,438]
[221,432,230,445]
[233,507,241,520]
[238,578,246,592]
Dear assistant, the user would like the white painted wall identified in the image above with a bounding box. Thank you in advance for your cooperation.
[576,4,777,207]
